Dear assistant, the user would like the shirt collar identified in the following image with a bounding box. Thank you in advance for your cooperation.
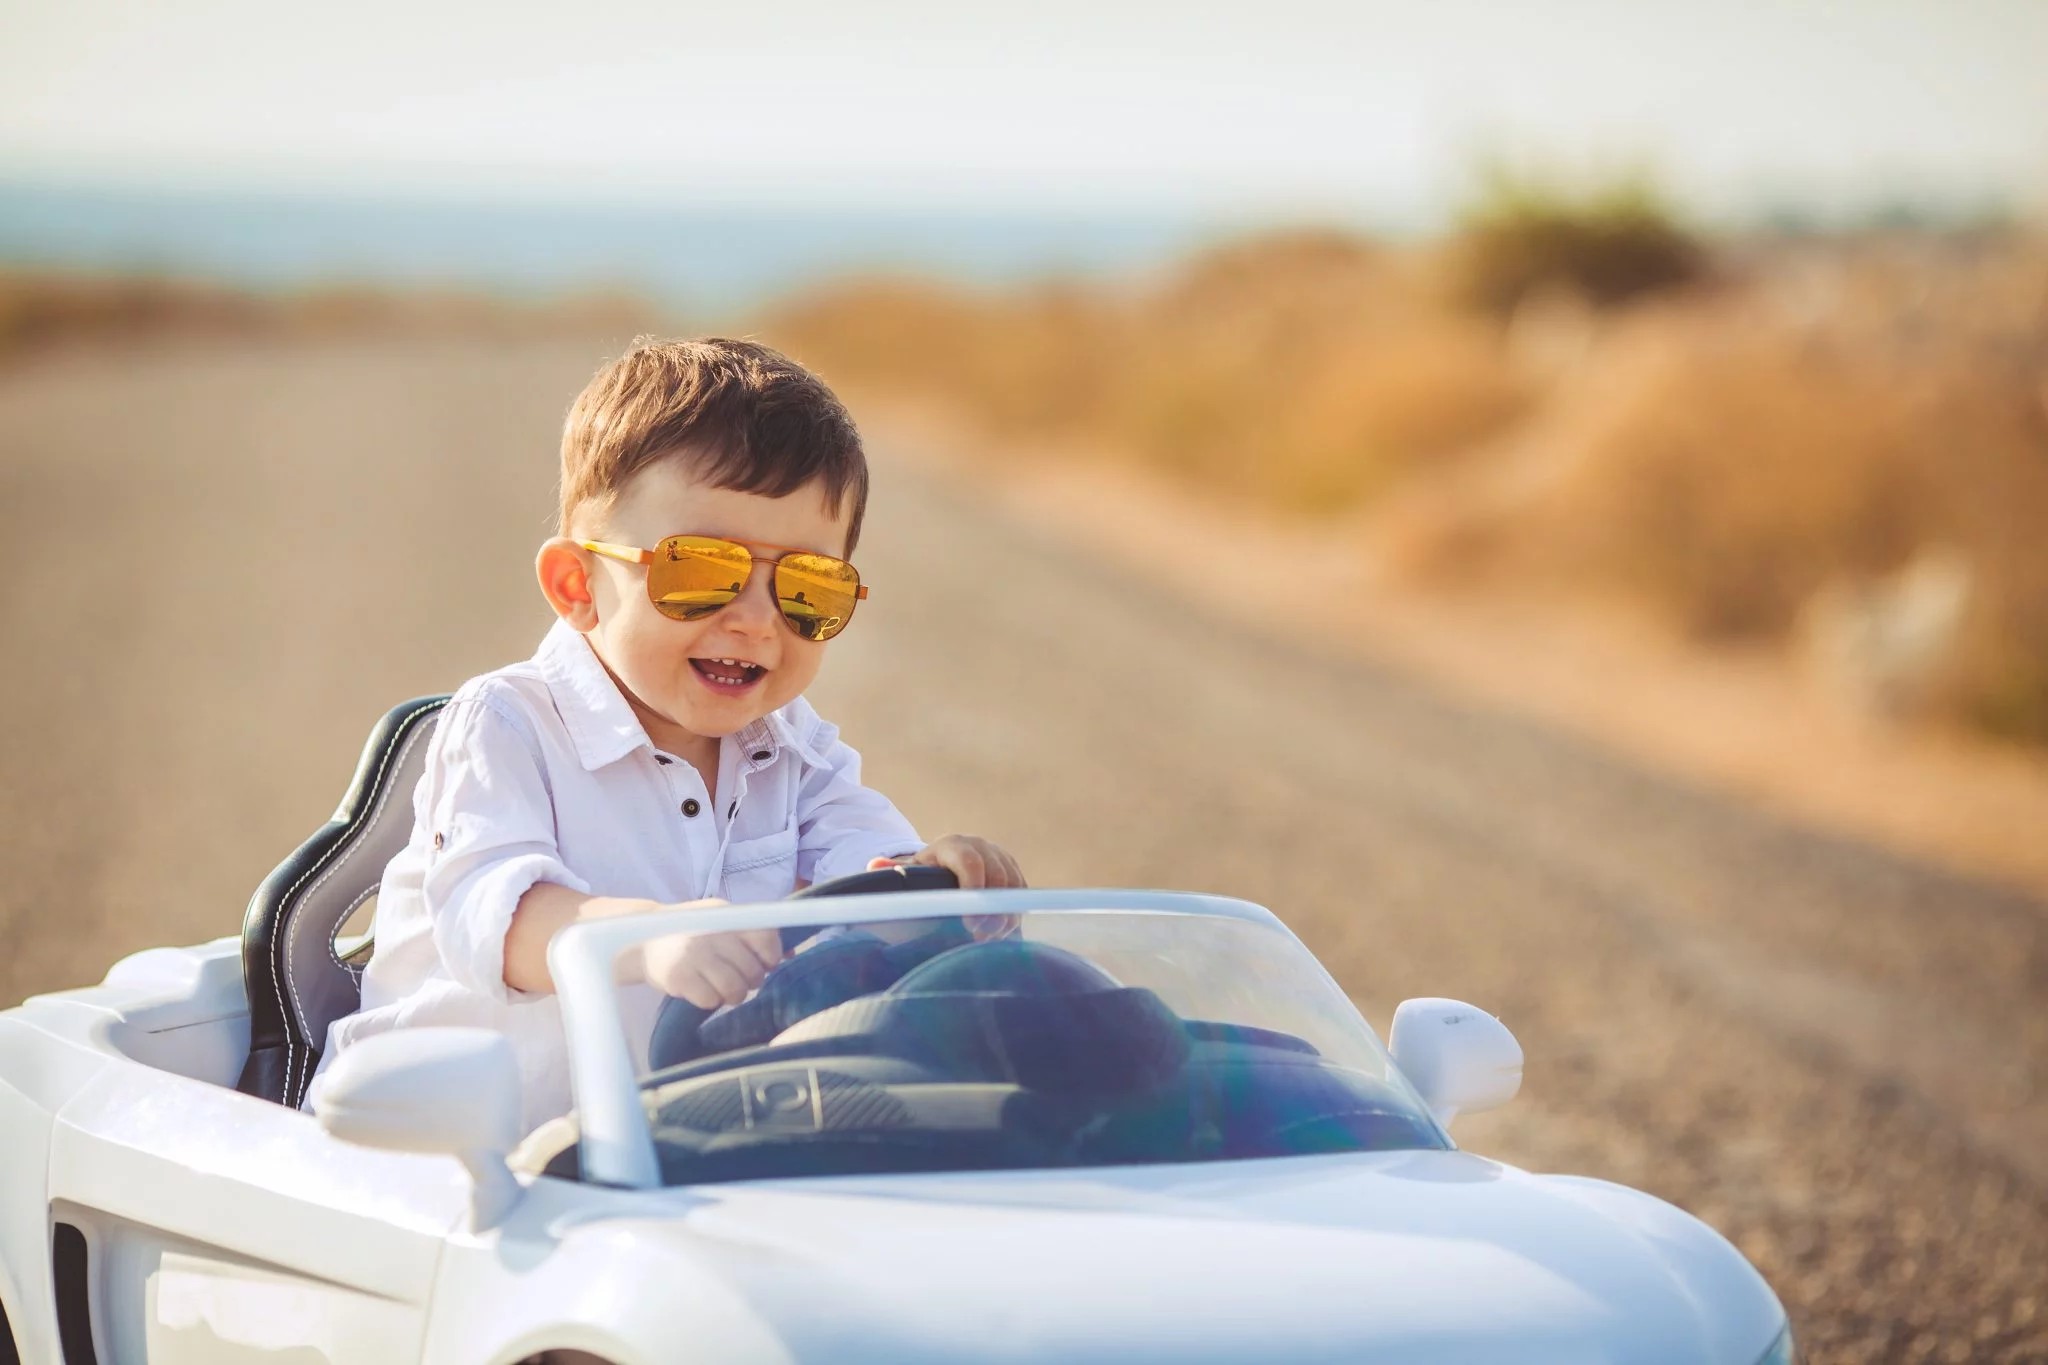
[534,620,652,771]
[752,707,830,768]
[534,620,830,772]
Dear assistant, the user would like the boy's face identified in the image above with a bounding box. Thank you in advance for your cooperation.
[555,458,856,746]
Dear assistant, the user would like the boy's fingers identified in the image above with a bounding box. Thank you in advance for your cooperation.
[866,856,897,871]
[735,928,784,973]
[693,953,750,1006]
[670,978,721,1010]
[948,841,989,888]
[965,913,1019,941]
[988,846,1026,888]
[655,954,722,1009]
[712,936,771,990]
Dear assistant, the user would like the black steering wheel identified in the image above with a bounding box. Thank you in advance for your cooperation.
[789,862,960,902]
[647,864,963,1071]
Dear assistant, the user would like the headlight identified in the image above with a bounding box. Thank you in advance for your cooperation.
[1754,1323,1796,1365]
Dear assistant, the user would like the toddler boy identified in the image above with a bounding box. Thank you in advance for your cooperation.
[318,338,1023,1130]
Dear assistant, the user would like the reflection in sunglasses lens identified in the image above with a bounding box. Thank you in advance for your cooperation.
[776,555,860,642]
[649,537,752,621]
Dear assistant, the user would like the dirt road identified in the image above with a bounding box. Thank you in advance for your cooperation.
[3,339,2043,1362]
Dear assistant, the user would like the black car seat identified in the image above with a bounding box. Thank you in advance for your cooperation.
[236,695,450,1107]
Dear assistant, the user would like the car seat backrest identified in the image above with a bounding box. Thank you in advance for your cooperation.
[236,695,450,1107]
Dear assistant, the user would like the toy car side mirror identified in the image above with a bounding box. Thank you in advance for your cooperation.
[1389,998,1523,1127]
[310,1027,524,1230]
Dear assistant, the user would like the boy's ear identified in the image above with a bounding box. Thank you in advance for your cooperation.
[536,538,601,630]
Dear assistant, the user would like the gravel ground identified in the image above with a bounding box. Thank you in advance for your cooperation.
[2,338,2043,1363]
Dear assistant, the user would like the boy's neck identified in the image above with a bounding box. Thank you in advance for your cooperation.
[592,651,723,787]
[633,699,720,779]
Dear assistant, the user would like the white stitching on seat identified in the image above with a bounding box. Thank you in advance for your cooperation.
[275,702,445,1106]
[284,710,437,1105]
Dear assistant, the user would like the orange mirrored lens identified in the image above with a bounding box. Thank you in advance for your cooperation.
[647,536,752,620]
[774,553,861,641]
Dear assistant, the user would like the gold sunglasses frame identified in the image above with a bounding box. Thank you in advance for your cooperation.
[580,535,869,639]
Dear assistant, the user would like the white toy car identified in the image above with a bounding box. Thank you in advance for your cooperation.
[0,698,1796,1364]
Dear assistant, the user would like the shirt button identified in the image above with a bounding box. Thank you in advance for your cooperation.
[654,754,673,766]
[432,832,444,849]
[751,750,771,762]
[681,799,701,818]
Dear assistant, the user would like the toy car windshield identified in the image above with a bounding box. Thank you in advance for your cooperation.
[579,896,1450,1187]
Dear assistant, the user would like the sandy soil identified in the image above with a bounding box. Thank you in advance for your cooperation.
[2,338,2044,1363]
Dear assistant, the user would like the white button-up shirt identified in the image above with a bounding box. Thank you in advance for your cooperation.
[317,619,923,1130]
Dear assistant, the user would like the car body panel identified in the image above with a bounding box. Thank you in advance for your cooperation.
[2,943,468,1364]
[429,1152,1782,1365]
[0,894,1788,1364]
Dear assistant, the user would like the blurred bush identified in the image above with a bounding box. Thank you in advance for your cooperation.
[1448,161,1708,314]
[1390,235,2048,743]
[774,232,1531,513]
[1550,337,1927,640]
[768,224,2048,748]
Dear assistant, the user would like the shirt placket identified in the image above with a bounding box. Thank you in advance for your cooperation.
[652,751,722,897]
[699,734,780,901]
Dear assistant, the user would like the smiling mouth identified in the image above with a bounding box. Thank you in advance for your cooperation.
[691,657,766,691]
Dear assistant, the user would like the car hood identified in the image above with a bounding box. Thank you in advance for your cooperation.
[557,1150,1785,1365]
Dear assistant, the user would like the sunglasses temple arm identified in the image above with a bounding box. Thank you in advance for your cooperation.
[580,541,654,566]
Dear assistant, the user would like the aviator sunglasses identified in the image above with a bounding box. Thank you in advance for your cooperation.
[581,535,867,642]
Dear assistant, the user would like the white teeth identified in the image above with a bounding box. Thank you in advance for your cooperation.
[698,657,760,683]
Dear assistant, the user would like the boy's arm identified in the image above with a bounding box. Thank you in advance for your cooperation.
[502,884,658,993]
[791,720,926,886]
[414,697,595,1001]
[504,883,780,1005]
[792,722,1026,890]
[794,720,1024,892]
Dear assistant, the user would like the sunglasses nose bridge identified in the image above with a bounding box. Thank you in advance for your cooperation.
[716,552,785,632]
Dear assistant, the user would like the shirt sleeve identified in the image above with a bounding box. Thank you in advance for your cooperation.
[793,719,925,885]
[417,695,591,1001]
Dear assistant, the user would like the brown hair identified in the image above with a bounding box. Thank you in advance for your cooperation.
[559,337,869,551]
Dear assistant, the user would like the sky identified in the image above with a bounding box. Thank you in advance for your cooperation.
[2,0,2044,225]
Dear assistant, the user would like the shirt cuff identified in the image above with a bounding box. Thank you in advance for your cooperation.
[806,834,928,886]
[432,852,593,1003]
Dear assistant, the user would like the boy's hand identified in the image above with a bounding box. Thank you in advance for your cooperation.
[639,921,784,1009]
[868,834,1026,890]
[870,835,1024,942]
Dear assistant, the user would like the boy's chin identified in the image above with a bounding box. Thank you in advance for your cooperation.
[675,685,785,734]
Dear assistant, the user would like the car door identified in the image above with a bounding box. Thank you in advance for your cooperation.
[46,1058,463,1364]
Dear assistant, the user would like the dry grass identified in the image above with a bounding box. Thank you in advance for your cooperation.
[766,226,2048,747]
[773,233,1533,514]
[1446,239,2048,743]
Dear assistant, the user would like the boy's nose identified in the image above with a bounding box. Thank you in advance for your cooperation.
[719,566,782,637]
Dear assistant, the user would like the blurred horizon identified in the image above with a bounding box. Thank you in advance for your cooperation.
[1,170,2036,313]
[6,1,2047,306]
[0,178,1245,309]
